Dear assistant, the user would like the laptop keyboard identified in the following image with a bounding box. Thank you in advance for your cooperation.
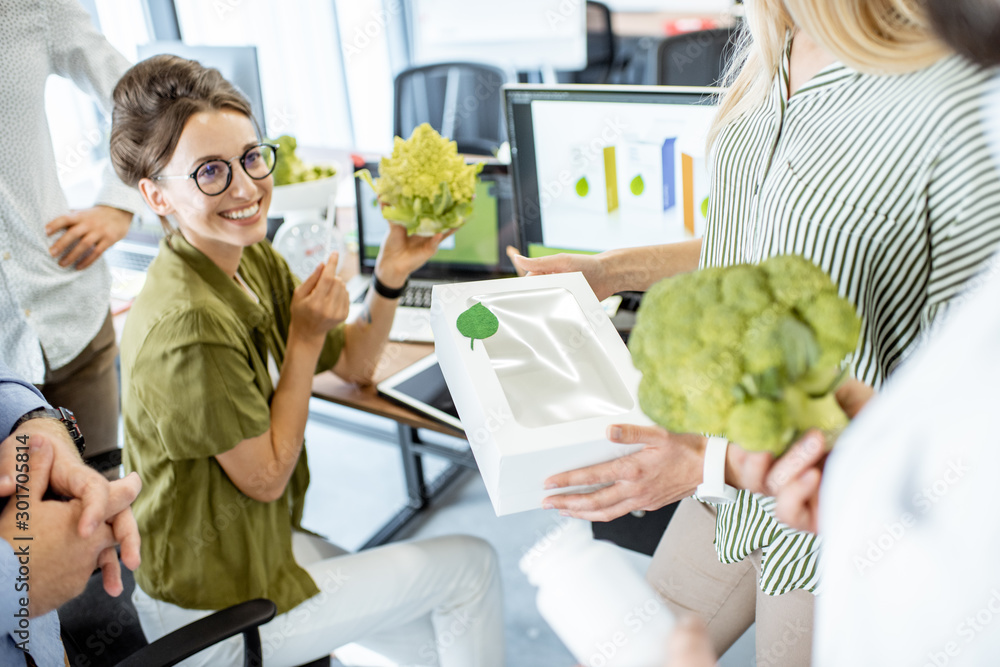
[357,282,435,308]
[398,284,433,308]
[105,245,158,272]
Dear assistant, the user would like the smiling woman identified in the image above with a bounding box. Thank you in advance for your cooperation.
[109,55,504,667]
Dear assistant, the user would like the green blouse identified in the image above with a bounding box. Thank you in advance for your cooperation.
[120,233,344,614]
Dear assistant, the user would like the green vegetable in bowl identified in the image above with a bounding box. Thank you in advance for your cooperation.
[269,134,337,186]
[628,255,862,456]
[356,123,483,236]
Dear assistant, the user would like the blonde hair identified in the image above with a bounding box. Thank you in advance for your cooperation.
[707,0,952,147]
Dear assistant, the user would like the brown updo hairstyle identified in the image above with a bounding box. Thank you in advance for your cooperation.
[110,54,258,232]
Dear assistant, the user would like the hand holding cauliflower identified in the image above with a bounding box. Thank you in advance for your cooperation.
[357,123,483,236]
[629,255,862,456]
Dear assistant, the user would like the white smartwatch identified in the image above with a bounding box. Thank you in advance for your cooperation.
[695,436,738,504]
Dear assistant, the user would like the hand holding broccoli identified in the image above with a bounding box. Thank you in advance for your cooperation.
[629,255,862,456]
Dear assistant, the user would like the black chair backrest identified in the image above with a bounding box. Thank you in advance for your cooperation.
[656,27,742,87]
[58,563,148,665]
[393,62,507,156]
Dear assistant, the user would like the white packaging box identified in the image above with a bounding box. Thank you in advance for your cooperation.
[432,273,653,515]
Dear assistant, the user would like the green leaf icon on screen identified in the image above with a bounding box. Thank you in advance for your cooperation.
[575,177,589,197]
[457,303,499,350]
[701,196,710,218]
[630,174,645,196]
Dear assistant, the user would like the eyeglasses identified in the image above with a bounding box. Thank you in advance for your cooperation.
[153,143,278,196]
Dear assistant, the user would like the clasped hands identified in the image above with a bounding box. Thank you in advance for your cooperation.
[0,420,141,617]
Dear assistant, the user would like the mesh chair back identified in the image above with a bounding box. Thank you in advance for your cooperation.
[393,62,507,156]
[656,27,741,87]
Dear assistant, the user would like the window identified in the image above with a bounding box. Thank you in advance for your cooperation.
[173,0,354,147]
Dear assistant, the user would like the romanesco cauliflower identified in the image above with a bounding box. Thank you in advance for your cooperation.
[629,255,862,456]
[356,123,483,236]
[269,135,337,186]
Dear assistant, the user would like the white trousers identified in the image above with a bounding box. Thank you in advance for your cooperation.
[133,532,505,667]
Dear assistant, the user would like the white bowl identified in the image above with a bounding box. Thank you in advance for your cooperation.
[269,168,340,214]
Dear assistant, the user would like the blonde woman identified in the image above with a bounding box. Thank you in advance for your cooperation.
[515,0,1000,663]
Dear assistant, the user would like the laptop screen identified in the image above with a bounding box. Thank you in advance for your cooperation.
[355,161,517,280]
[503,85,720,258]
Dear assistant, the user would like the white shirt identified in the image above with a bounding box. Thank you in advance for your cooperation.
[814,79,1000,666]
[0,0,142,381]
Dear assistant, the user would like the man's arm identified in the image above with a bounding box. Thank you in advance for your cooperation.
[0,361,48,438]
[43,0,143,269]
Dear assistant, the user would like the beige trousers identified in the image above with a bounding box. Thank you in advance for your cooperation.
[40,311,120,472]
[646,497,814,666]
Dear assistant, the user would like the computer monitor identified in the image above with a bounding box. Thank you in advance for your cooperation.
[504,84,720,258]
[137,42,267,134]
[408,0,587,72]
[355,161,518,280]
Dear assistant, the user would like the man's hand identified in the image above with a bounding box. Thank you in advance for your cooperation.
[46,205,133,270]
[727,378,876,533]
[0,436,118,616]
[541,424,706,521]
[667,616,718,667]
[0,421,143,594]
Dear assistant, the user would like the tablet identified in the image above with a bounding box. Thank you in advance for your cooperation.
[377,353,464,432]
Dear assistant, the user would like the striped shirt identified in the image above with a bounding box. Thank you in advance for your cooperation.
[701,40,1000,595]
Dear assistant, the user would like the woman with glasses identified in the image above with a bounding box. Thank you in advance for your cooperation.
[110,55,503,667]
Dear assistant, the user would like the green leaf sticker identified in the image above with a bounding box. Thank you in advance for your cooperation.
[700,196,710,218]
[575,177,589,197]
[630,174,645,196]
[457,303,499,350]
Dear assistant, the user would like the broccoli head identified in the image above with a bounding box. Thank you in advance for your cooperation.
[760,255,838,308]
[630,254,862,456]
[726,399,794,456]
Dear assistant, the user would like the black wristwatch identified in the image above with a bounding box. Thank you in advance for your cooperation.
[11,407,86,456]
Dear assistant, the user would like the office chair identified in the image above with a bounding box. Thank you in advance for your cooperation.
[573,1,616,84]
[393,62,507,156]
[58,561,332,667]
[656,27,742,87]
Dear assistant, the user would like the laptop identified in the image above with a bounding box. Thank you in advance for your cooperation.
[348,161,518,342]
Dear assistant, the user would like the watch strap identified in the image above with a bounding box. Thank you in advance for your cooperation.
[695,436,738,504]
[12,407,86,456]
[372,273,407,300]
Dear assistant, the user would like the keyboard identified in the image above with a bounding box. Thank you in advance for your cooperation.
[398,284,433,309]
[105,242,159,272]
[354,282,435,309]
